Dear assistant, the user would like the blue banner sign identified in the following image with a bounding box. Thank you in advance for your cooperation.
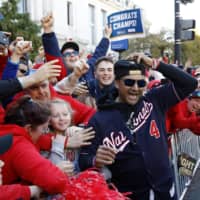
[111,39,129,51]
[108,9,144,39]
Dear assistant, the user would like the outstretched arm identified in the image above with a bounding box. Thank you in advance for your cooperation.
[41,13,67,80]
[0,60,61,101]
[82,25,112,82]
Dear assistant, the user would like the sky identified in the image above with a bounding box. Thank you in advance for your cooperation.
[133,0,200,34]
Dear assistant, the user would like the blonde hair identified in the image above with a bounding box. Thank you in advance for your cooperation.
[50,98,74,117]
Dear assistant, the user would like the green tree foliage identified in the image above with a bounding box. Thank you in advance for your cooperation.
[121,30,200,66]
[0,0,41,60]
[121,29,174,61]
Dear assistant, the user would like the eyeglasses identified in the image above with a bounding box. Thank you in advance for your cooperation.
[19,68,28,74]
[63,51,79,57]
[122,79,146,88]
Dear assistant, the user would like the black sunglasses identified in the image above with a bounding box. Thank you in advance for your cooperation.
[63,51,79,57]
[19,68,28,74]
[122,79,146,88]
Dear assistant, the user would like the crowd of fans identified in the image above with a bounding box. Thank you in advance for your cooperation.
[0,12,200,200]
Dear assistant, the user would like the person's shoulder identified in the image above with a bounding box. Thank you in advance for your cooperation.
[145,83,172,97]
[88,110,116,128]
[91,108,117,120]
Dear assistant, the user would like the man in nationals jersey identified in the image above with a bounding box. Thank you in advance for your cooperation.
[79,53,197,200]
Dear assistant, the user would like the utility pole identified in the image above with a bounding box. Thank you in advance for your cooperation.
[174,0,181,64]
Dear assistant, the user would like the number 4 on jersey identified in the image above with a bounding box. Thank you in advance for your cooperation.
[149,120,160,139]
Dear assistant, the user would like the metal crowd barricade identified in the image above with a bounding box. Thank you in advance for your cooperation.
[171,129,200,199]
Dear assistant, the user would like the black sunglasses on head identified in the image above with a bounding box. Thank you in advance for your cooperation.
[122,79,146,88]
[63,51,79,57]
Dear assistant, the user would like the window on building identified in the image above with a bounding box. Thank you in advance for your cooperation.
[17,0,28,13]
[125,0,129,7]
[67,1,73,26]
[88,4,96,45]
[101,9,107,36]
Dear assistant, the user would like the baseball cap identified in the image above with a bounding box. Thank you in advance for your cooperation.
[61,41,79,54]
[114,60,145,80]
[0,134,13,154]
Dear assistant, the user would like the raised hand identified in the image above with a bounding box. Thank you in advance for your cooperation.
[72,81,89,96]
[15,41,32,55]
[66,127,95,148]
[41,12,54,33]
[104,25,112,39]
[126,52,153,67]
[8,36,24,53]
[10,40,32,63]
[32,59,61,83]
[73,59,89,77]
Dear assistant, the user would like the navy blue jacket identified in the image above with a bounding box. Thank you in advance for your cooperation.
[2,60,19,80]
[79,62,197,195]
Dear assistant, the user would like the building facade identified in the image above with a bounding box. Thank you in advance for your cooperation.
[2,0,134,53]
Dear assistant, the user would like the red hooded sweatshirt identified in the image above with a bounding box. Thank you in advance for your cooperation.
[0,124,69,194]
[166,99,200,135]
[0,55,9,79]
[0,184,30,200]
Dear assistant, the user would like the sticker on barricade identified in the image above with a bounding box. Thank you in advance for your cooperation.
[178,153,197,177]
